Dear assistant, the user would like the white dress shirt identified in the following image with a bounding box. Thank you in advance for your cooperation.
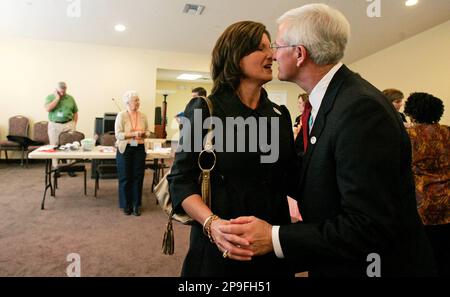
[272,62,343,259]
[308,62,343,131]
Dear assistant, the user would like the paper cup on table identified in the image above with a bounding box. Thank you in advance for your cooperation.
[153,142,162,150]
[144,139,153,150]
[81,138,94,151]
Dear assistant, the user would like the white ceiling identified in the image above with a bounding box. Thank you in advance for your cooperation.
[0,0,449,65]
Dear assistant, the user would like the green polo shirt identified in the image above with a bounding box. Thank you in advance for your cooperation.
[45,94,78,123]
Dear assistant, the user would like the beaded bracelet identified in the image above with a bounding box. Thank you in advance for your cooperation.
[203,214,215,232]
[203,214,219,243]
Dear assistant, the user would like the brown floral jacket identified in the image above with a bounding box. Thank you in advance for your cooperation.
[407,124,449,225]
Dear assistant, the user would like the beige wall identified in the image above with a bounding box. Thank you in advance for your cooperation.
[155,81,211,141]
[350,20,450,125]
[155,80,303,140]
[1,20,448,158]
[265,81,305,123]
[0,38,210,158]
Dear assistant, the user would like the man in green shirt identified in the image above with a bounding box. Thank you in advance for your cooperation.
[45,82,79,176]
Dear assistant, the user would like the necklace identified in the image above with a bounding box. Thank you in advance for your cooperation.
[128,111,138,131]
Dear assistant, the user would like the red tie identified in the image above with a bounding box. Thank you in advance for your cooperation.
[302,101,312,152]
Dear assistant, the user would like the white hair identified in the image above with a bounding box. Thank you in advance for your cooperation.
[277,3,351,65]
[123,90,139,104]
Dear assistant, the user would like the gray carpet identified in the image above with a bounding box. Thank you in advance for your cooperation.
[0,162,190,276]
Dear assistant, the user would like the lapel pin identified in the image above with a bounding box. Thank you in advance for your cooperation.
[310,136,317,145]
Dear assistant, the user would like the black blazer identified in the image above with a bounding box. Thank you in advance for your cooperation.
[280,65,436,277]
[168,89,298,277]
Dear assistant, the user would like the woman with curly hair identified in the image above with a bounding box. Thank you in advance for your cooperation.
[404,92,449,276]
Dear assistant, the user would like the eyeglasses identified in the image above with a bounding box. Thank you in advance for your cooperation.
[270,42,300,51]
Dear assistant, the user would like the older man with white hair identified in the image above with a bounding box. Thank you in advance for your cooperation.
[219,3,436,277]
[114,91,150,216]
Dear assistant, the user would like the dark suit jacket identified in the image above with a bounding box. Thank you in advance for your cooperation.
[280,65,437,277]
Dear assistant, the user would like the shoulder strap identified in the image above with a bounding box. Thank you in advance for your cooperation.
[202,96,213,118]
[200,96,214,151]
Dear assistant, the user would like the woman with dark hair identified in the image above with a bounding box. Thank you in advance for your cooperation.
[383,88,408,123]
[167,21,297,277]
[405,92,449,277]
[293,93,309,136]
[292,93,309,155]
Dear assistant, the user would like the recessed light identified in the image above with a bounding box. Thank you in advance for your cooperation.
[405,0,418,7]
[114,24,126,32]
[177,74,203,81]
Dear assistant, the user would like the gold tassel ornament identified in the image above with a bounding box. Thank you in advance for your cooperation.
[200,170,211,208]
[162,214,174,255]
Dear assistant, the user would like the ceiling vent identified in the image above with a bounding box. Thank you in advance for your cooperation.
[182,4,205,15]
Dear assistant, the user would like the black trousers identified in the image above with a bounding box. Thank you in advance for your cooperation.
[116,144,146,209]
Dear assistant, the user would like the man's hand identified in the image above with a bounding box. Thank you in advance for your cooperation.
[46,91,62,112]
[219,216,273,258]
[54,90,62,101]
[210,219,253,261]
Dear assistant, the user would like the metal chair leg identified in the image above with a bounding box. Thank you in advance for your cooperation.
[94,171,99,197]
[21,147,24,167]
[42,160,53,210]
[48,169,56,197]
[151,170,156,193]
[54,170,59,195]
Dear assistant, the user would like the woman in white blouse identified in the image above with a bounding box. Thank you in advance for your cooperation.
[115,90,150,216]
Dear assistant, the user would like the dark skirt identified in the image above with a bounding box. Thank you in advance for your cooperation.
[181,224,295,277]
[425,223,450,277]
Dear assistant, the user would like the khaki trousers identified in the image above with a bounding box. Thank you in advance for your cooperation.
[48,121,75,168]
